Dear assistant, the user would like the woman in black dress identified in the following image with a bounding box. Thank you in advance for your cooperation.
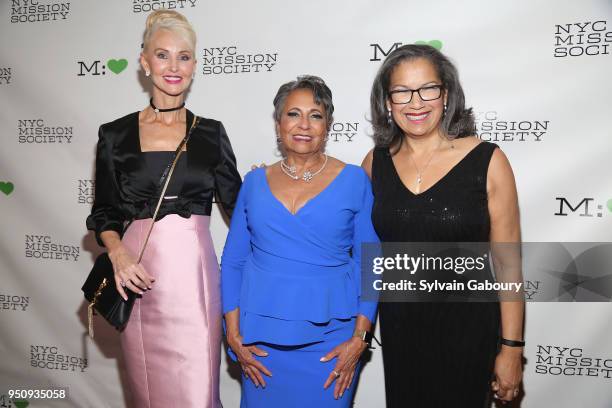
[362,44,524,407]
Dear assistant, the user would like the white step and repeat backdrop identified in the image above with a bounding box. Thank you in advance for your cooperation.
[1,0,611,407]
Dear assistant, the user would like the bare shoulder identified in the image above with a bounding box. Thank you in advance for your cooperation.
[487,146,516,190]
[452,135,510,167]
[264,160,282,177]
[450,137,515,183]
[452,135,481,152]
[360,148,375,179]
[326,156,347,176]
[489,147,513,172]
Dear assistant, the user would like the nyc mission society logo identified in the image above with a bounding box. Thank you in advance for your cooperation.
[10,0,71,23]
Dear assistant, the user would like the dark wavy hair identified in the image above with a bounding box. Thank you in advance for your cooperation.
[273,75,334,131]
[370,44,476,150]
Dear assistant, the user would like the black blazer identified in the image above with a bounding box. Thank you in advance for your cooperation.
[86,109,242,246]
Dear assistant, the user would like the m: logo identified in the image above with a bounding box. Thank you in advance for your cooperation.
[370,40,444,61]
[77,59,128,76]
[369,42,403,61]
[554,197,595,217]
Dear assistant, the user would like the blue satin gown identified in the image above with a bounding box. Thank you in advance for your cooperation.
[221,165,378,408]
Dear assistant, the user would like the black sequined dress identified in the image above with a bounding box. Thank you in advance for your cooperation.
[371,142,500,408]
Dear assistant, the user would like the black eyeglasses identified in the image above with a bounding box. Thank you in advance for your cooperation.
[389,84,443,104]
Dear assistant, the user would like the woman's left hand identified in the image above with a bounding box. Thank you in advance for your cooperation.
[491,346,523,403]
[321,337,367,399]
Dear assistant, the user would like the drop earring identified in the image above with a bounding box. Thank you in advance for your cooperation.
[443,103,447,116]
[145,70,150,77]
[387,109,393,125]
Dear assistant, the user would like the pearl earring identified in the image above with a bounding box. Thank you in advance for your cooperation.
[145,70,150,77]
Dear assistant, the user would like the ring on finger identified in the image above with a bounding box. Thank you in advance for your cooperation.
[332,370,340,377]
[120,280,126,287]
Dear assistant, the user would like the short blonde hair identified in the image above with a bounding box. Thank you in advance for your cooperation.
[143,10,196,53]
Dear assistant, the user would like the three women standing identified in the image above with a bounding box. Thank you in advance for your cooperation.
[87,12,523,406]
[86,10,241,407]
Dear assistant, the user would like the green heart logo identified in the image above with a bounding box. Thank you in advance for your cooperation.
[414,40,443,50]
[607,199,612,213]
[0,181,14,195]
[14,401,29,408]
[107,59,128,74]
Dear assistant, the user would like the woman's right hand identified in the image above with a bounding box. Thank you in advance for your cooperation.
[227,333,272,388]
[108,244,155,300]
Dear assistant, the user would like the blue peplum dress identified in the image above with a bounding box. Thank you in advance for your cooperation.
[221,164,378,408]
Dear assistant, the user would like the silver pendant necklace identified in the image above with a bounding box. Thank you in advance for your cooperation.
[407,139,443,194]
[281,154,328,182]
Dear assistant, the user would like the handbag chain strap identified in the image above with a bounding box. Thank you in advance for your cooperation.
[136,114,200,263]
[88,116,199,339]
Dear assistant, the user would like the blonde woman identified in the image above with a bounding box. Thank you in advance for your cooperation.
[86,10,241,407]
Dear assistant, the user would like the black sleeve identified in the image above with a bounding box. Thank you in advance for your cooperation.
[213,122,242,218]
[86,126,125,247]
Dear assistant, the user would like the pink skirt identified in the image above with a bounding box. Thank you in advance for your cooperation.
[120,214,222,408]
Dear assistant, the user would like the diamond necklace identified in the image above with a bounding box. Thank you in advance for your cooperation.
[281,154,328,182]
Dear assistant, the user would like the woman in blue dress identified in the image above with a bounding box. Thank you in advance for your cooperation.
[221,75,378,407]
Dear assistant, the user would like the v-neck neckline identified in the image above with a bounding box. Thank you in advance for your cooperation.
[389,142,485,196]
[135,110,192,153]
[263,165,349,216]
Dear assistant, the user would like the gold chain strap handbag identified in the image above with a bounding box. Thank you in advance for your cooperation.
[82,115,200,338]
